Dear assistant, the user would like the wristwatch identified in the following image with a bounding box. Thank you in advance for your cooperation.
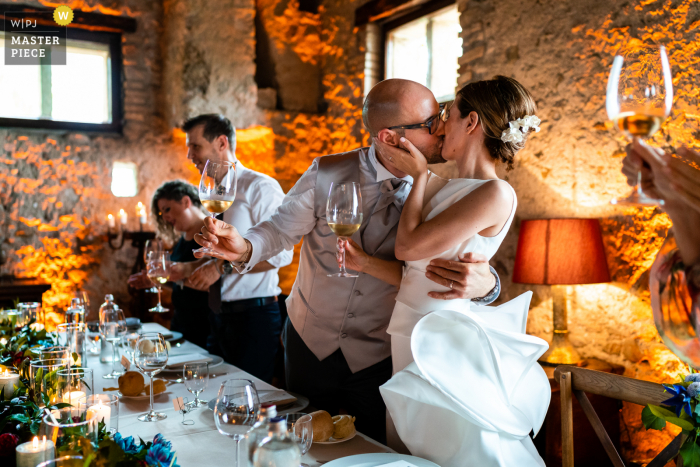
[221,260,234,275]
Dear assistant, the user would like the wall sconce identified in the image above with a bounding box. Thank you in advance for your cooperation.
[106,205,155,275]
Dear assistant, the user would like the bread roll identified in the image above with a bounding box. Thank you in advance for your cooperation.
[332,414,356,439]
[309,410,334,442]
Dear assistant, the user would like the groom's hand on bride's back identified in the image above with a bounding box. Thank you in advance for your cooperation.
[425,252,496,300]
[193,217,248,262]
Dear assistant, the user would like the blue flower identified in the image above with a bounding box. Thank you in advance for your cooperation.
[114,432,142,455]
[688,382,700,398]
[685,374,700,383]
[145,442,178,467]
[153,433,172,451]
[662,384,694,417]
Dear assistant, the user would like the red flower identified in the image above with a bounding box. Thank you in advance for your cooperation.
[0,433,20,456]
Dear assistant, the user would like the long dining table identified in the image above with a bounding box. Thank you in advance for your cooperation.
[89,323,393,466]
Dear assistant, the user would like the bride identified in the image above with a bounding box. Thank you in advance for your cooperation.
[339,75,551,467]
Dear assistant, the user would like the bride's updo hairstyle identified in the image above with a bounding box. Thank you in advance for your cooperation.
[455,75,537,170]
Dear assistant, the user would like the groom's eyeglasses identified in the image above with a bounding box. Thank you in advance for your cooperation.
[387,103,446,135]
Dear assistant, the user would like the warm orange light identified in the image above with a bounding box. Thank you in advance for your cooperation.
[32,437,38,449]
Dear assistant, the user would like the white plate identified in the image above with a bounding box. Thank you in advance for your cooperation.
[117,390,169,400]
[160,354,224,373]
[315,428,356,444]
[165,331,184,342]
[323,453,440,467]
[207,390,309,416]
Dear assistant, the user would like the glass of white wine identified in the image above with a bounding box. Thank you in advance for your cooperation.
[327,182,363,278]
[193,159,237,258]
[143,239,163,293]
[147,252,171,313]
[606,43,673,206]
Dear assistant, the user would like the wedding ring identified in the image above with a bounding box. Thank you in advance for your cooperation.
[389,156,393,161]
[449,281,454,289]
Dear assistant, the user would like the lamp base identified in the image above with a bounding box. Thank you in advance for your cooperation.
[539,330,581,366]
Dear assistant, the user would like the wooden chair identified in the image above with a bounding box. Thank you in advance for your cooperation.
[554,365,683,467]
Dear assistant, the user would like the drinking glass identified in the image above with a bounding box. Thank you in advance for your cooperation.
[41,407,98,450]
[30,358,68,406]
[214,379,259,467]
[183,362,209,407]
[147,252,171,313]
[134,332,169,422]
[85,321,101,356]
[326,182,363,277]
[56,368,93,416]
[122,331,141,363]
[79,394,119,435]
[144,239,163,293]
[18,302,42,326]
[71,291,90,320]
[56,323,87,367]
[193,160,237,258]
[606,43,673,206]
[99,306,126,379]
[286,413,313,457]
[37,456,85,467]
[34,346,71,362]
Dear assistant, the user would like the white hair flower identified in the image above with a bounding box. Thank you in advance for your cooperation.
[501,115,541,143]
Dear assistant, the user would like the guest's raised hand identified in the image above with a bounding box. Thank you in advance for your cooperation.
[187,259,221,290]
[667,146,700,214]
[193,216,247,261]
[127,271,153,289]
[426,252,495,300]
[169,262,194,282]
[623,141,659,199]
[337,238,370,272]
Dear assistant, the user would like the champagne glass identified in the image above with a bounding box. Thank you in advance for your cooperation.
[134,332,169,422]
[99,306,126,379]
[144,240,163,293]
[147,252,171,313]
[286,413,313,458]
[214,379,259,467]
[606,43,673,206]
[326,182,363,277]
[183,362,209,407]
[193,160,237,258]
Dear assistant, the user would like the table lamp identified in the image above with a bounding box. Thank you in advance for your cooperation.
[513,218,610,365]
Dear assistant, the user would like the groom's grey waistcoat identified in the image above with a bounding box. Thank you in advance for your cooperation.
[286,148,405,373]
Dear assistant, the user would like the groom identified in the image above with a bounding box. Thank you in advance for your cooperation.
[194,79,501,443]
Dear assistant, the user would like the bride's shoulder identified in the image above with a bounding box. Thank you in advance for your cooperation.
[452,178,515,207]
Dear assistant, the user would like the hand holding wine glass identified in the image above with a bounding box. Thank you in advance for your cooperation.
[214,379,259,467]
[606,42,673,206]
[134,332,169,422]
[327,182,363,278]
[143,239,163,293]
[147,252,171,313]
[193,160,237,258]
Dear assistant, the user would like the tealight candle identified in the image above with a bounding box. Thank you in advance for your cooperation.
[0,337,6,346]
[108,213,115,228]
[62,390,87,406]
[87,399,111,427]
[29,322,44,332]
[16,436,55,467]
[0,368,19,400]
[119,209,127,225]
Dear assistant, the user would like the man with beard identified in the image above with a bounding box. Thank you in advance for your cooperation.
[194,80,501,443]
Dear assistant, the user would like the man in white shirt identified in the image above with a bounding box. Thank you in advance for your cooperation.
[182,114,293,383]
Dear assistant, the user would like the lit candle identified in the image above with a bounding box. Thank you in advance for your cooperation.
[16,436,55,467]
[0,337,6,346]
[119,209,127,225]
[62,390,86,406]
[29,323,44,332]
[137,202,147,225]
[87,399,111,427]
[0,368,19,400]
[108,213,115,228]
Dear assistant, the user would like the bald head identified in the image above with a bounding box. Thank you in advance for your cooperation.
[363,79,436,137]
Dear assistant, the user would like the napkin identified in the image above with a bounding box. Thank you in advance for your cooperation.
[165,353,213,368]
[257,390,297,407]
[376,462,420,467]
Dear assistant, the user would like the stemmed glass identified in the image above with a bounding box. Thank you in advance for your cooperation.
[147,252,171,313]
[144,240,163,294]
[183,362,209,407]
[193,160,237,258]
[286,413,313,459]
[99,306,126,379]
[606,43,673,206]
[214,379,259,467]
[134,332,169,422]
[71,291,90,319]
[326,182,363,277]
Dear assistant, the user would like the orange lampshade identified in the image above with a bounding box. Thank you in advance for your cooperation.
[513,218,610,285]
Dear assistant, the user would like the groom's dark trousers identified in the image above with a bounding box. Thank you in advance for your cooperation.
[283,318,392,444]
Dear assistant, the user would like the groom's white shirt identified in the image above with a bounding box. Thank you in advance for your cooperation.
[242,144,412,271]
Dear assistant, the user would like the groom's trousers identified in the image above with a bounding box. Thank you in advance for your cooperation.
[283,318,392,444]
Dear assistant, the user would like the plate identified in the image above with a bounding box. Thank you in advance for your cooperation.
[315,428,356,444]
[207,390,309,416]
[160,354,224,373]
[117,391,169,400]
[323,453,440,467]
[164,331,183,342]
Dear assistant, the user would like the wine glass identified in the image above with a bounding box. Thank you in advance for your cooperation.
[193,160,237,258]
[134,332,169,422]
[99,306,126,379]
[183,362,209,407]
[214,379,259,467]
[71,291,90,319]
[326,182,363,277]
[147,252,171,313]
[606,43,673,206]
[286,413,313,458]
[122,331,140,364]
[144,240,163,293]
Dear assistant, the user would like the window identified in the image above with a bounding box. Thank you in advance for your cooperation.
[111,161,138,197]
[0,27,122,133]
[384,4,462,102]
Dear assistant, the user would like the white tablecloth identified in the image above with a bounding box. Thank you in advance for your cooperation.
[89,323,392,466]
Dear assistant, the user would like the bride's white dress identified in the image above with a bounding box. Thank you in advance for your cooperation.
[380,176,550,467]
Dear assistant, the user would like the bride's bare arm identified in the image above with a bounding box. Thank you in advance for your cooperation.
[339,238,403,287]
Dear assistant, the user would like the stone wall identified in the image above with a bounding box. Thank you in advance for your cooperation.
[456,0,700,461]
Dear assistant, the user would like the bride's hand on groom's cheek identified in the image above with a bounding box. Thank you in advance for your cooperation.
[425,253,495,300]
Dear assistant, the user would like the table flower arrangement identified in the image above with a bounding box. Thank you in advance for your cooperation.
[642,372,700,465]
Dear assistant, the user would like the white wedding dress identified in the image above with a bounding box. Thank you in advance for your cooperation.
[380,176,550,467]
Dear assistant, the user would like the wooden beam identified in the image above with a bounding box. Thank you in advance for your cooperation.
[355,0,414,26]
[647,433,683,467]
[554,365,669,406]
[0,3,137,33]
[573,389,625,467]
[560,371,574,467]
